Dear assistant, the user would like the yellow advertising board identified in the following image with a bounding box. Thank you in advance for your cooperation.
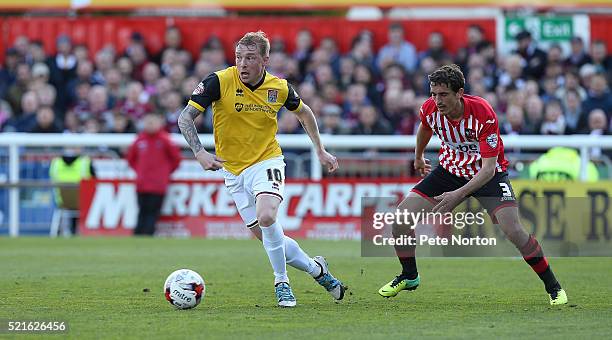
[509,180,611,245]
[512,180,612,197]
[360,180,612,257]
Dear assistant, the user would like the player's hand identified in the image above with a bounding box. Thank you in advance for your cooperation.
[414,157,431,177]
[195,150,225,171]
[318,149,339,173]
[432,190,464,214]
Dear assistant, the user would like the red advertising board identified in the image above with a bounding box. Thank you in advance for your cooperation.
[79,179,419,239]
[1,17,496,64]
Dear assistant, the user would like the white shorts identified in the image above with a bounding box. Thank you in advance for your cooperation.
[221,156,285,228]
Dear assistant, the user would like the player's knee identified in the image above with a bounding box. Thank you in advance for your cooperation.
[397,201,413,211]
[256,210,276,227]
[399,192,432,210]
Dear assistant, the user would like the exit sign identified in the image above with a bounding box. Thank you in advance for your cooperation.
[540,18,573,41]
[499,14,589,55]
[505,18,525,40]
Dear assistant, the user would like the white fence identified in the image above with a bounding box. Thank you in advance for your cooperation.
[1,132,612,237]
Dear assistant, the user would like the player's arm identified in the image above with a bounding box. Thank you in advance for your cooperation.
[415,107,434,176]
[178,73,224,170]
[293,103,323,152]
[285,82,338,172]
[178,104,204,155]
[293,103,339,172]
[455,156,497,197]
[415,122,433,158]
[433,156,497,214]
[414,122,433,176]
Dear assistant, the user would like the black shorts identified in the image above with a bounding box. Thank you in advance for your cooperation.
[412,166,517,221]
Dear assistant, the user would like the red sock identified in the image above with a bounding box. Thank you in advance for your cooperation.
[519,235,560,293]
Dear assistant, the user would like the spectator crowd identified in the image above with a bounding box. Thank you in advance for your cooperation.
[1,23,611,140]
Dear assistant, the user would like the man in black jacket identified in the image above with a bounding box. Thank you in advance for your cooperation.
[513,31,547,80]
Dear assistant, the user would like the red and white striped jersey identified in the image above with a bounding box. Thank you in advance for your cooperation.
[419,94,508,179]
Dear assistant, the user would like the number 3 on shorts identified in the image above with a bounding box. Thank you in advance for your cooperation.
[266,168,283,182]
[498,182,512,197]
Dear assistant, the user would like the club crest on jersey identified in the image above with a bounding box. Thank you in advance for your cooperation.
[267,89,278,103]
[235,103,243,112]
[192,82,205,95]
[465,128,476,141]
[486,133,498,149]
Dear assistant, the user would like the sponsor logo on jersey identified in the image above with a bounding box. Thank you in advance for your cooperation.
[465,128,476,141]
[449,142,479,154]
[485,119,495,123]
[236,88,244,97]
[486,133,498,149]
[236,103,275,114]
[267,89,278,103]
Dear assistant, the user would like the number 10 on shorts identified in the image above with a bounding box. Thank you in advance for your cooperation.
[267,168,283,182]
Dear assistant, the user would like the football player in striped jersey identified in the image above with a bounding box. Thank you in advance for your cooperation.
[378,64,567,306]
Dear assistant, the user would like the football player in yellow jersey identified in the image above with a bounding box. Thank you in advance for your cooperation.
[178,31,346,307]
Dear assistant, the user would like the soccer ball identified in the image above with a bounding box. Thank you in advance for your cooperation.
[164,269,205,309]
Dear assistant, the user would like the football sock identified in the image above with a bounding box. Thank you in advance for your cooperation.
[394,227,418,280]
[283,235,320,277]
[260,222,289,284]
[398,257,418,280]
[519,235,561,293]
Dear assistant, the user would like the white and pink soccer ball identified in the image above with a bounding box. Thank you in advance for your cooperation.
[164,269,205,309]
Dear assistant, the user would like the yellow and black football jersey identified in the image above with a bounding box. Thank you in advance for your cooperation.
[188,66,302,175]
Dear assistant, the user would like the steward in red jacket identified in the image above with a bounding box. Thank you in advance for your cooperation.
[127,113,181,235]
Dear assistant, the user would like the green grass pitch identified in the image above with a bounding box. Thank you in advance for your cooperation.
[1,237,611,339]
